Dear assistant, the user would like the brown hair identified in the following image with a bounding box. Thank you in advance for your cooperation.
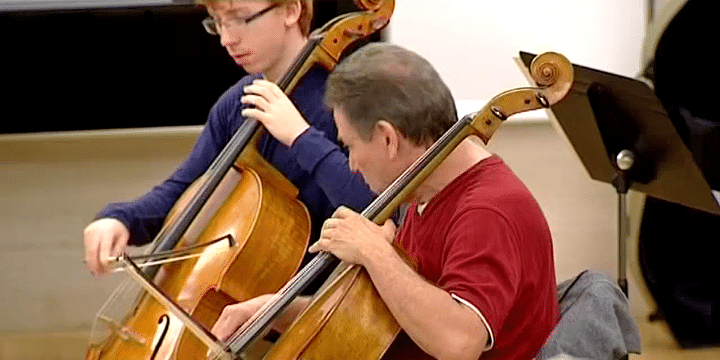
[197,0,314,36]
[325,43,457,146]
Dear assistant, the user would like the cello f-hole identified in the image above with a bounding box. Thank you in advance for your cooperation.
[150,315,170,360]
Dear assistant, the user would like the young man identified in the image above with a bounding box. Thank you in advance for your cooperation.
[83,0,374,276]
[211,43,559,359]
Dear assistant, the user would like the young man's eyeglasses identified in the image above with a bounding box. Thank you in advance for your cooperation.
[202,3,280,36]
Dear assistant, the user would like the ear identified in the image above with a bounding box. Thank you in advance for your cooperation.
[283,0,302,28]
[374,120,400,160]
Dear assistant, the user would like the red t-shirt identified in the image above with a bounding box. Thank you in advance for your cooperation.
[387,155,558,359]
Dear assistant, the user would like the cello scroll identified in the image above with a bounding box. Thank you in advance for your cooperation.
[469,52,573,143]
[283,0,394,92]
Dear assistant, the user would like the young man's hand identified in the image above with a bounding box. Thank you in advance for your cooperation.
[241,80,310,146]
[83,218,130,276]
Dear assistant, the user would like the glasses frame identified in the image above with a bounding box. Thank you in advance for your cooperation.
[202,3,280,36]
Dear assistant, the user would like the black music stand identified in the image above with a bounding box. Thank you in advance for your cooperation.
[516,52,720,296]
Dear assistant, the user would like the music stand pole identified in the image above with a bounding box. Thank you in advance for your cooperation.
[613,150,635,297]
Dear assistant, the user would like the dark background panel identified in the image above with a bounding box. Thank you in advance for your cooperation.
[0,0,365,134]
[638,0,720,349]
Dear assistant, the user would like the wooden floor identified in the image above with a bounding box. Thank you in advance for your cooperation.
[1,317,719,359]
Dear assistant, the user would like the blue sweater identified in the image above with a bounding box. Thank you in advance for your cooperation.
[97,67,374,248]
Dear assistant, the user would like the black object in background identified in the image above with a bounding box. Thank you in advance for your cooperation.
[0,0,370,134]
[638,0,720,348]
[1,4,240,134]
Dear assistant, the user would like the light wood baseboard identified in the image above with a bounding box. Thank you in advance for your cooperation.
[0,330,90,360]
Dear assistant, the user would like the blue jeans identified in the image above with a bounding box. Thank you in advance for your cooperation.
[536,270,641,360]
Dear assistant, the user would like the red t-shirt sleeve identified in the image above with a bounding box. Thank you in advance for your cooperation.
[437,207,522,337]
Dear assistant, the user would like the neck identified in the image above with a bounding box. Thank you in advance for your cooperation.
[413,137,492,204]
[264,30,308,83]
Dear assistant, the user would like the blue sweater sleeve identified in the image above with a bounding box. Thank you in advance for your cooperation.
[290,126,374,212]
[276,66,375,217]
[96,68,375,247]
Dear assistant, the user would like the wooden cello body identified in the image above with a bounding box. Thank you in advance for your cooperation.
[86,1,396,359]
[86,146,312,360]
[221,51,575,360]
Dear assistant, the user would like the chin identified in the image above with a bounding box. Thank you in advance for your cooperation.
[366,184,381,196]
[369,182,390,196]
[239,64,256,73]
[237,60,261,74]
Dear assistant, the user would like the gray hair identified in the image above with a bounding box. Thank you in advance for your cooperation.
[325,43,457,145]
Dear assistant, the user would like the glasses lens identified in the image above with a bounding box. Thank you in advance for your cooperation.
[202,18,218,35]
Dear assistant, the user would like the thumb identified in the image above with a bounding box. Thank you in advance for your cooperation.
[380,219,397,243]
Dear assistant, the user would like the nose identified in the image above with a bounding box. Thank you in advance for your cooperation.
[219,26,239,48]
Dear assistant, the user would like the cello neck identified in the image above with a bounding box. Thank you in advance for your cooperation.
[146,34,326,275]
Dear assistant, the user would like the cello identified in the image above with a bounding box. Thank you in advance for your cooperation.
[213,51,575,359]
[86,1,396,359]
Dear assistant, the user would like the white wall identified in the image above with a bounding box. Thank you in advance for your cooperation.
[388,0,647,103]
